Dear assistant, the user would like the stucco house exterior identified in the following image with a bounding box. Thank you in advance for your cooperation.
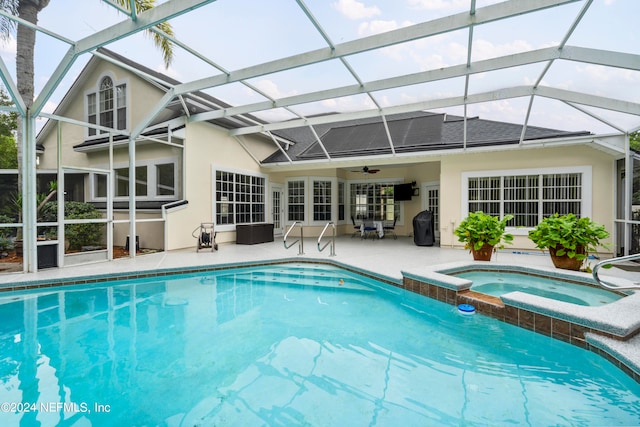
[35,48,628,265]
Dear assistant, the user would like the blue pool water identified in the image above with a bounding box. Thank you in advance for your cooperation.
[0,263,639,426]
[455,270,623,306]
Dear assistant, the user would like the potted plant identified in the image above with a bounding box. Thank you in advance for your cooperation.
[528,213,609,271]
[454,211,514,261]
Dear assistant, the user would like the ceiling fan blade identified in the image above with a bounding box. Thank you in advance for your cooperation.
[348,166,380,174]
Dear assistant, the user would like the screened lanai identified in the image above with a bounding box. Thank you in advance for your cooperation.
[0,0,638,272]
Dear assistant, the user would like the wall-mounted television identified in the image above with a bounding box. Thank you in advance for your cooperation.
[393,183,413,201]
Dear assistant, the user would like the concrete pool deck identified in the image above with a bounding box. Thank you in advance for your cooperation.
[0,236,638,380]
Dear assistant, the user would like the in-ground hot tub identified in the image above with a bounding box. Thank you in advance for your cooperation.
[452,269,625,307]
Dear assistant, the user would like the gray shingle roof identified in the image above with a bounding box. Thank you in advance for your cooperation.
[262,111,591,163]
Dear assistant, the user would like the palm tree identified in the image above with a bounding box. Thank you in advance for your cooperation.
[1,0,174,198]
[0,0,174,244]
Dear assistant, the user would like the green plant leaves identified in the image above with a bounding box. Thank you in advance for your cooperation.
[454,211,514,251]
[528,213,610,259]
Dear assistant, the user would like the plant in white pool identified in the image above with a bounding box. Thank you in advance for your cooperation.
[528,213,610,271]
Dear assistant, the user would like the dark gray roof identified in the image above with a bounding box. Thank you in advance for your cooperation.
[262,111,592,163]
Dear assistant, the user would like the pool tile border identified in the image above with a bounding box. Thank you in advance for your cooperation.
[400,262,640,383]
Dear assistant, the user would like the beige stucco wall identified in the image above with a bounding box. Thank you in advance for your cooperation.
[439,145,615,254]
[165,121,269,250]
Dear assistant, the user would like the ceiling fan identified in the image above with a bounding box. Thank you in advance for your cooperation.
[351,166,380,174]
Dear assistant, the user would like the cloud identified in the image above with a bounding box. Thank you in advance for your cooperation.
[320,95,373,111]
[156,64,181,81]
[406,0,470,10]
[577,64,640,83]
[472,39,534,61]
[40,100,57,115]
[332,0,381,20]
[252,79,299,99]
[0,35,16,55]
[357,19,412,36]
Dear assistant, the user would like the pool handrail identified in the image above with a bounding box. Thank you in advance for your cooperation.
[592,253,640,290]
[317,222,336,256]
[284,221,304,255]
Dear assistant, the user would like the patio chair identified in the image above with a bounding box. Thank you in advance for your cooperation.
[361,219,379,240]
[351,216,361,238]
[352,216,377,239]
[384,217,398,240]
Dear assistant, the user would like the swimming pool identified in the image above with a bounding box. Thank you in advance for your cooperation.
[453,270,624,306]
[0,262,639,426]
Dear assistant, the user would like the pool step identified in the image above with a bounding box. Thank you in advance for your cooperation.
[200,267,373,291]
[458,290,504,308]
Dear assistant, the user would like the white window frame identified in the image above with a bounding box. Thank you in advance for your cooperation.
[285,177,308,225]
[90,157,179,201]
[461,166,592,235]
[337,179,346,224]
[283,177,344,226]
[311,178,332,224]
[212,166,268,232]
[84,72,130,139]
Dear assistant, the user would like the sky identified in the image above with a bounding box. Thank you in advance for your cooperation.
[0,0,638,135]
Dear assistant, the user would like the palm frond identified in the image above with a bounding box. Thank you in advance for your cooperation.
[0,0,18,41]
[112,0,174,67]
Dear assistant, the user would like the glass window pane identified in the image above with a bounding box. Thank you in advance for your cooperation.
[95,174,107,198]
[215,170,265,225]
[99,77,114,131]
[288,180,305,222]
[156,163,175,196]
[313,180,331,221]
[115,168,128,197]
[467,172,582,225]
[135,166,147,196]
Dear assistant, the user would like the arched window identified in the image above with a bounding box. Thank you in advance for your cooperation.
[86,75,127,137]
[99,77,114,131]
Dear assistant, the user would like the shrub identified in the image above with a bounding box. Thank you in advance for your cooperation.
[41,202,103,250]
[454,211,514,251]
[528,213,609,261]
[0,237,13,252]
[0,214,14,239]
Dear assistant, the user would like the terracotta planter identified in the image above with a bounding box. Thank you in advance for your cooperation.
[549,246,585,271]
[472,243,494,261]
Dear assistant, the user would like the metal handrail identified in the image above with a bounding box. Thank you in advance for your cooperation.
[592,253,640,290]
[284,221,304,255]
[317,222,336,256]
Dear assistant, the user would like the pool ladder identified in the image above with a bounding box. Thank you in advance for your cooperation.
[592,253,640,290]
[284,221,336,256]
[318,222,336,256]
[284,221,304,255]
